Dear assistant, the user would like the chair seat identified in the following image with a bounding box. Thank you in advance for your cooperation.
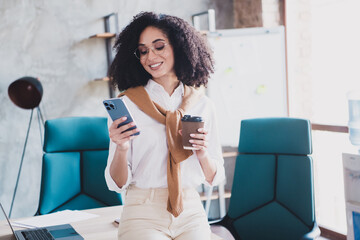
[234,201,310,240]
[53,194,108,212]
[210,225,235,240]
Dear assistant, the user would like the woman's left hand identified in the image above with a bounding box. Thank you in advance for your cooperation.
[179,128,215,184]
[189,128,209,159]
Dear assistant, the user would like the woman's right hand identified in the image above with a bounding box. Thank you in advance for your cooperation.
[109,117,140,151]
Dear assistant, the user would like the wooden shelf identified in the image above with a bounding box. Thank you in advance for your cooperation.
[222,151,238,158]
[200,190,231,201]
[94,77,110,82]
[89,33,116,39]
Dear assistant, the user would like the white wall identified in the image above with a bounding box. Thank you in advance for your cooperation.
[0,0,210,219]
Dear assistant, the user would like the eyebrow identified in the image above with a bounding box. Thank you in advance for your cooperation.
[138,39,166,46]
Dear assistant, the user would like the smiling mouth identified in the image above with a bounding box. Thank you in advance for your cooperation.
[149,62,162,69]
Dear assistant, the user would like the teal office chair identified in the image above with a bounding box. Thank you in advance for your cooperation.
[37,117,122,215]
[214,117,320,240]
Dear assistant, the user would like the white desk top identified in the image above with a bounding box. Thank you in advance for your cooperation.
[0,206,223,240]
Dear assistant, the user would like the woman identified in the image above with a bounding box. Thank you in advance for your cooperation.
[104,11,225,240]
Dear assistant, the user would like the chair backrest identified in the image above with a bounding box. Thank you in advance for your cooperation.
[226,117,315,240]
[37,117,122,215]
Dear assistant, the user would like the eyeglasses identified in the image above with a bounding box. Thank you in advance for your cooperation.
[134,41,168,60]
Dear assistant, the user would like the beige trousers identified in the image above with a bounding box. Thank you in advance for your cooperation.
[118,185,211,240]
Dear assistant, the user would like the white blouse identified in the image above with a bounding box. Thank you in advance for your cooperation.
[104,80,225,192]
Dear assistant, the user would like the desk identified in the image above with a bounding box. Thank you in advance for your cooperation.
[0,206,223,240]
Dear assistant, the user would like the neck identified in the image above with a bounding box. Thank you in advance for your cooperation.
[153,75,180,96]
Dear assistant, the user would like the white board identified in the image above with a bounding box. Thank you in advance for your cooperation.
[207,26,288,147]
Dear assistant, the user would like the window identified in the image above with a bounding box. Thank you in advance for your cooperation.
[286,0,360,233]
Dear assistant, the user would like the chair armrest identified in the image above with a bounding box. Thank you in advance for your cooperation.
[301,222,321,240]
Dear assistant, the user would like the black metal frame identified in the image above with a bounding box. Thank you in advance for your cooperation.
[9,107,44,218]
[103,13,119,98]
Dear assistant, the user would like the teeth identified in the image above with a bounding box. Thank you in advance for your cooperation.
[150,63,161,68]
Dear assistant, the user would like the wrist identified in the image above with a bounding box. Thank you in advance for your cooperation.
[196,150,210,162]
[116,145,129,153]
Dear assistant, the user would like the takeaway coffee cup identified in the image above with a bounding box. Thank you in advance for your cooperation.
[181,115,204,150]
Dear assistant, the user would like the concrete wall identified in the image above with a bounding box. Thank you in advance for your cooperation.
[0,0,212,219]
[0,0,278,220]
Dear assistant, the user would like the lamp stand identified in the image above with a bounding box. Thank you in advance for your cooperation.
[9,107,44,218]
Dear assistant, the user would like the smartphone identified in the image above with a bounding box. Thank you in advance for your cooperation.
[103,98,140,136]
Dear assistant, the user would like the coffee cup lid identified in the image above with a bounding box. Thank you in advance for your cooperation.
[181,115,203,122]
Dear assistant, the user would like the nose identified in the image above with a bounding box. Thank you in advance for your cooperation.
[147,48,157,60]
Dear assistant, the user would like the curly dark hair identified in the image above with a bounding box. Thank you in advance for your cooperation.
[108,12,214,91]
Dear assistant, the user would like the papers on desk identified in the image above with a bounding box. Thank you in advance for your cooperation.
[11,210,99,229]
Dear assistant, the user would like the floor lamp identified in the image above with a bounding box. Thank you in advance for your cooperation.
[7,76,44,218]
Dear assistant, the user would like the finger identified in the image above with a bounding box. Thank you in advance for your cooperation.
[110,117,127,130]
[121,127,140,138]
[197,128,208,134]
[190,133,207,140]
[116,122,137,134]
[111,128,139,145]
[178,129,182,136]
[191,144,207,151]
[109,122,134,138]
[189,139,208,147]
[109,123,139,141]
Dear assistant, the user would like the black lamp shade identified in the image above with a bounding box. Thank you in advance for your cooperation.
[8,77,43,109]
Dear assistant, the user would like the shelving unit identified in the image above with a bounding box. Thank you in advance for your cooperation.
[89,13,119,98]
[89,33,116,39]
[200,189,232,201]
